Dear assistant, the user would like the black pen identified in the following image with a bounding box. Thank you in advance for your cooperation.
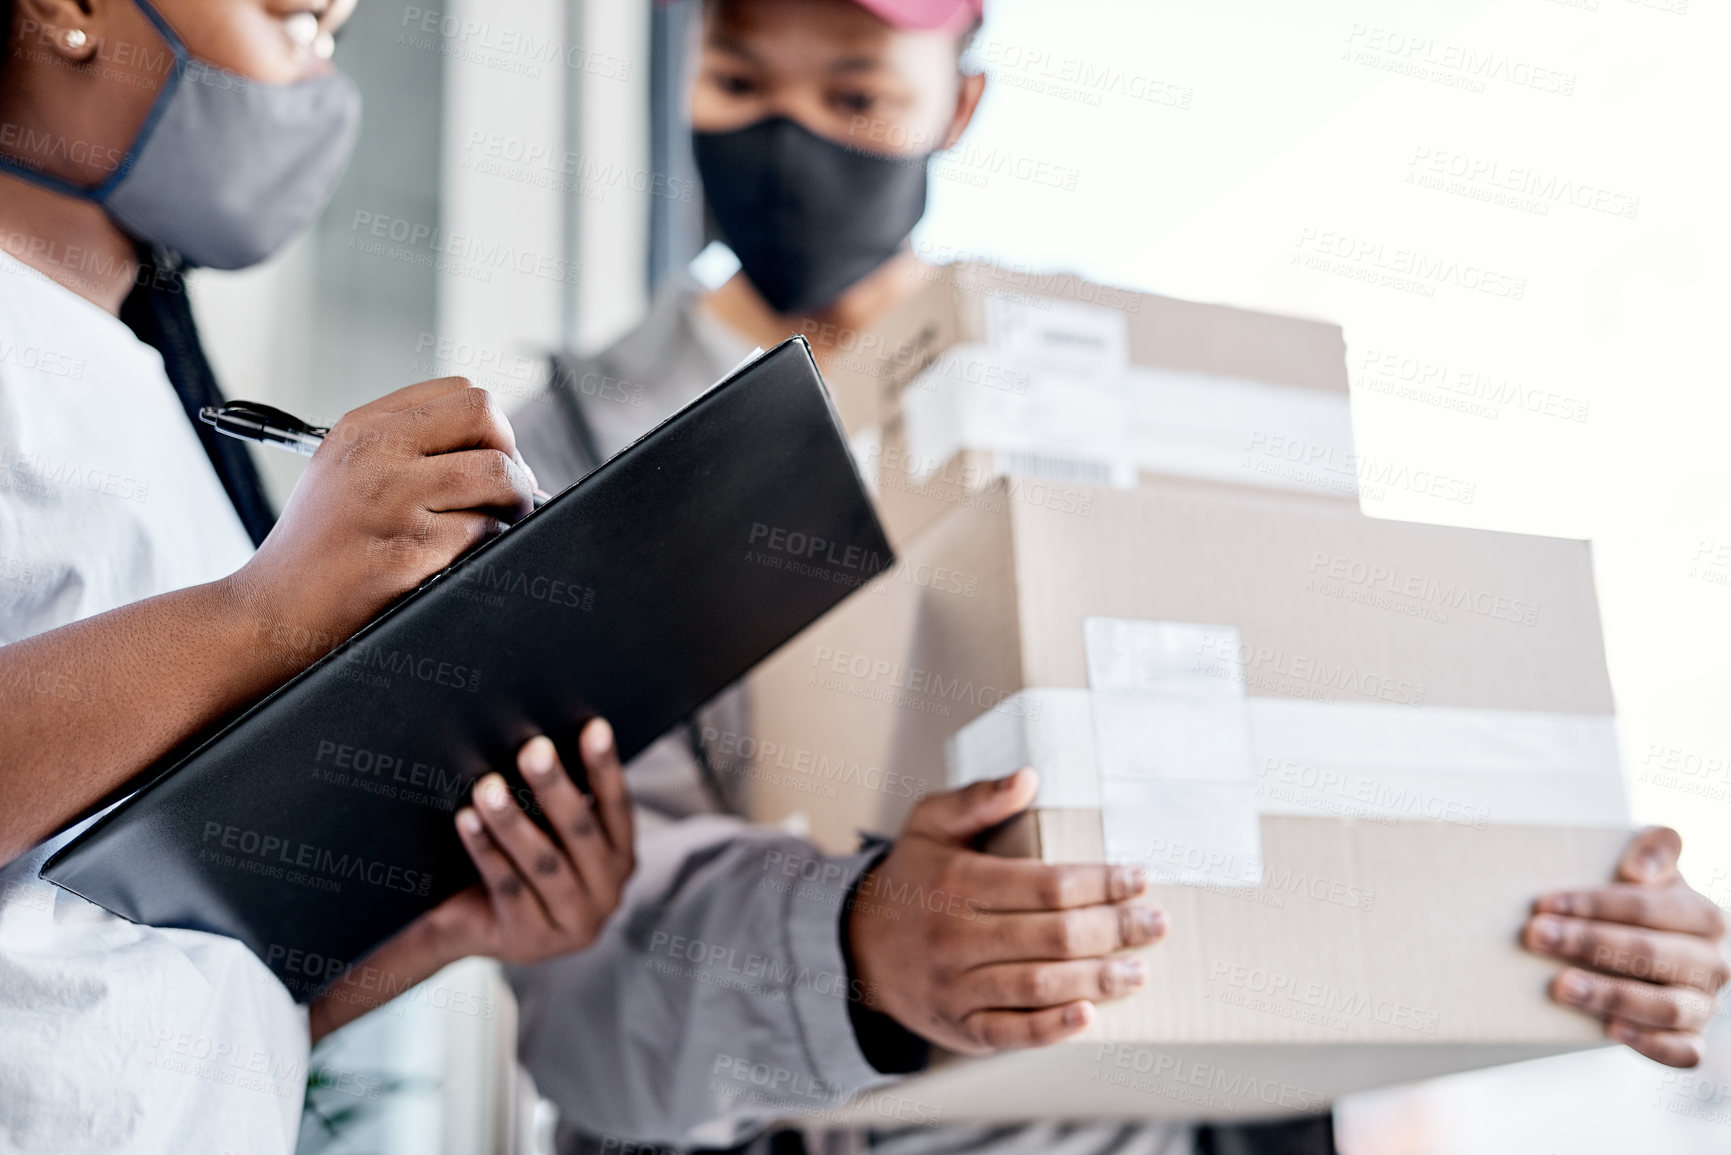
[200,400,551,508]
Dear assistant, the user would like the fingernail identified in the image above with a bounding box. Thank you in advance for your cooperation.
[1555,970,1591,1005]
[1064,1002,1091,1028]
[1130,906,1166,940]
[520,737,556,778]
[478,775,510,811]
[583,717,614,757]
[1112,866,1148,899]
[1637,851,1664,882]
[996,768,1026,791]
[1529,915,1562,950]
[1608,1020,1639,1045]
[456,808,482,836]
[1113,957,1147,989]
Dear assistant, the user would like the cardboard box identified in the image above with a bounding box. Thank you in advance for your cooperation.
[822,261,1350,436]
[824,262,1358,547]
[736,477,1630,1118]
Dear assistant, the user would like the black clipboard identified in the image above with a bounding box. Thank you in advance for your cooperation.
[44,337,893,999]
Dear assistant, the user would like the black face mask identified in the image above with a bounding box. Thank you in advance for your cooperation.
[693,117,930,316]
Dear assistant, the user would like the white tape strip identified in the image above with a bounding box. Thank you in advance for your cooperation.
[1248,698,1628,829]
[946,688,1099,807]
[945,697,1628,843]
[898,353,1355,498]
[1125,366,1358,499]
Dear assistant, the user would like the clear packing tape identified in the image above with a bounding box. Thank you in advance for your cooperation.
[896,296,1358,498]
[946,618,1627,887]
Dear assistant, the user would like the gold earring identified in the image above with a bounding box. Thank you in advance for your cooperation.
[64,29,88,50]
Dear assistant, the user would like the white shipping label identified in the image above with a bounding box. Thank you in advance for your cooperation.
[982,295,1130,376]
[1092,696,1258,784]
[1083,618,1263,885]
[1099,779,1263,887]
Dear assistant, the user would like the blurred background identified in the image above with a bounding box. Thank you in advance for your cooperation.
[187,0,1731,1151]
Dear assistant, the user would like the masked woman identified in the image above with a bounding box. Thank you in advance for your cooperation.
[0,2,635,1150]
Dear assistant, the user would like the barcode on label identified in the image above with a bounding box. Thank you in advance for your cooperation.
[993,450,1121,486]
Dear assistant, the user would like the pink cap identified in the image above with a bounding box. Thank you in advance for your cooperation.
[849,0,983,33]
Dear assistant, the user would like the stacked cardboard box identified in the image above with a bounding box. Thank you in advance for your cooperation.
[737,266,1631,1118]
[819,261,1357,547]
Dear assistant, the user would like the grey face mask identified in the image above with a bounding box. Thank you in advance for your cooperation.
[0,0,360,269]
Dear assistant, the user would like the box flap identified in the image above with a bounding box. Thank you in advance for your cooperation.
[1008,481,1612,714]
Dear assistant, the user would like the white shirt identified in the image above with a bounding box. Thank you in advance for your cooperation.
[0,252,306,1154]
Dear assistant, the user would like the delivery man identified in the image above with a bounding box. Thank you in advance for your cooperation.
[507,1,1730,1153]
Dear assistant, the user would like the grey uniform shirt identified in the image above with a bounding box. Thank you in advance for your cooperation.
[506,274,1194,1155]
[508,277,898,1150]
